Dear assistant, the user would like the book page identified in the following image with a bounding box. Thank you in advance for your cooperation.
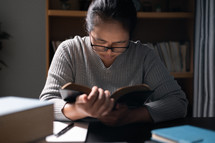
[46,121,89,142]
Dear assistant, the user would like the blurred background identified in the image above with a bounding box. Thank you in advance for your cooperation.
[0,0,46,98]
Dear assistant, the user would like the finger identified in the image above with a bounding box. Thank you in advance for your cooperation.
[104,90,115,114]
[91,88,106,116]
[99,91,114,116]
[76,94,88,103]
[104,90,111,97]
[94,88,105,107]
[87,86,99,105]
[101,98,115,116]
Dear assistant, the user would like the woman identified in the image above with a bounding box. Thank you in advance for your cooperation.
[40,0,188,126]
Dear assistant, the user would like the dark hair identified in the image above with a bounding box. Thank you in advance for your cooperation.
[85,0,137,38]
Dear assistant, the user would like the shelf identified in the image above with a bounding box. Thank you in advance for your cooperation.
[171,72,193,78]
[137,12,194,19]
[48,10,194,19]
[48,10,87,17]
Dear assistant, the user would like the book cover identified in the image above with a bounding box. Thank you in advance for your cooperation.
[59,82,153,108]
[151,125,215,143]
[0,96,54,142]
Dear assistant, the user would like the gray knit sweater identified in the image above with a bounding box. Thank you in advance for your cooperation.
[40,36,188,123]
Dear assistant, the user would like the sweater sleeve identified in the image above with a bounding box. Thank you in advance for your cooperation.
[39,41,74,121]
[143,48,188,123]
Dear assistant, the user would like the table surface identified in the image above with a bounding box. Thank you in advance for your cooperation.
[86,117,215,142]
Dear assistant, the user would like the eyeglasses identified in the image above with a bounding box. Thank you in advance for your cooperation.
[90,42,129,53]
[90,35,129,53]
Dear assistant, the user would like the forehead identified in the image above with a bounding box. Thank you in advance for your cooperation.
[91,20,129,41]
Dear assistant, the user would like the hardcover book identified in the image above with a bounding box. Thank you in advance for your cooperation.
[0,96,54,143]
[151,125,215,143]
[60,82,153,108]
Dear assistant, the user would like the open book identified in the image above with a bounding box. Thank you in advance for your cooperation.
[60,82,153,108]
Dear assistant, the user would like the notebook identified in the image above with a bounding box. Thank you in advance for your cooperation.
[46,121,89,143]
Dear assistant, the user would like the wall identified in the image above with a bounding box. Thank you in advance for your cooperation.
[0,0,46,98]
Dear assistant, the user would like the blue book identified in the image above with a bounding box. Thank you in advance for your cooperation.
[151,125,215,143]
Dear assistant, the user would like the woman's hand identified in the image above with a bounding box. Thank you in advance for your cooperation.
[75,86,114,118]
[98,104,131,126]
[62,86,114,120]
[98,104,153,126]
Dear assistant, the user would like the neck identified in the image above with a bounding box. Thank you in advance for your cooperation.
[102,59,114,68]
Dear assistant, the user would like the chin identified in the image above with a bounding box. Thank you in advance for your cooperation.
[102,55,116,60]
[100,55,115,64]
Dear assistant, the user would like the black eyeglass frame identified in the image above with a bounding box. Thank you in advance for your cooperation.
[90,42,129,53]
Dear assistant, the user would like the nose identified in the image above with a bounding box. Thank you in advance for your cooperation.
[106,49,113,55]
[106,48,112,54]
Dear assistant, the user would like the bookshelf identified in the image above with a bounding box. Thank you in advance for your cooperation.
[46,0,195,115]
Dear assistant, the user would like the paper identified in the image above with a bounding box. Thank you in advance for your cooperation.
[46,121,89,142]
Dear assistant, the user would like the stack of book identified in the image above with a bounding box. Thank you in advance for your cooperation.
[147,41,190,72]
[0,96,54,142]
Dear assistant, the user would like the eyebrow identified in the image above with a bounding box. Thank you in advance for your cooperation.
[94,37,127,44]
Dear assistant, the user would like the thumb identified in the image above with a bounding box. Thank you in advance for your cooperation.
[76,94,88,103]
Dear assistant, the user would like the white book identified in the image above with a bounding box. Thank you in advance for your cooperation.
[0,96,54,143]
[46,121,89,143]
